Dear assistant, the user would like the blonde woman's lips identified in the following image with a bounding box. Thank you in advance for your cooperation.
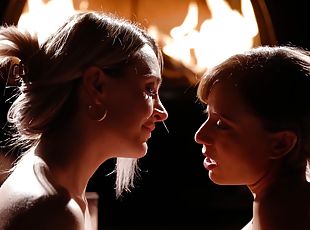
[142,124,155,132]
[142,124,155,140]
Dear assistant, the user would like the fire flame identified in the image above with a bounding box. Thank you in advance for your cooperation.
[18,0,258,75]
[17,0,84,44]
[151,0,259,74]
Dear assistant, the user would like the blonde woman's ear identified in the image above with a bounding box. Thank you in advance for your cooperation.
[269,131,298,159]
[82,66,107,104]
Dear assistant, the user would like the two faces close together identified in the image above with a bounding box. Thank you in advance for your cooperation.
[0,11,309,230]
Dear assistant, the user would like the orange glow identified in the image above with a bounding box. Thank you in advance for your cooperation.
[17,0,83,44]
[150,0,259,74]
[18,0,259,75]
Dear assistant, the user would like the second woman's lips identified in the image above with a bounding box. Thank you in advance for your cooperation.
[203,157,218,170]
[201,145,218,170]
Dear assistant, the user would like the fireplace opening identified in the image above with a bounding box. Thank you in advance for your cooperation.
[5,0,277,85]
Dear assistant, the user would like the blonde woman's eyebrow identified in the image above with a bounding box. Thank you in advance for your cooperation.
[143,74,162,86]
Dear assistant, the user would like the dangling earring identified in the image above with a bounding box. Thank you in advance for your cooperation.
[97,108,107,122]
[88,105,107,122]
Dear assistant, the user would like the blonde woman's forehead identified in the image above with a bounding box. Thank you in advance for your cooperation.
[130,45,161,78]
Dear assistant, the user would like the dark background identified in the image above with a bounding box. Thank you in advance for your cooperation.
[1,1,309,229]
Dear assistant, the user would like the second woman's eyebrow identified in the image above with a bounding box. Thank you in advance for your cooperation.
[215,111,238,123]
[206,106,238,125]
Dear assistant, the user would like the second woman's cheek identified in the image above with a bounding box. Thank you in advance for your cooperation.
[143,92,150,100]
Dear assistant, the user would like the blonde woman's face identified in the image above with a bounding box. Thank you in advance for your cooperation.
[100,45,168,158]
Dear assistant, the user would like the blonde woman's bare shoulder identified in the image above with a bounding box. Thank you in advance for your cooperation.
[0,154,84,229]
[0,190,83,230]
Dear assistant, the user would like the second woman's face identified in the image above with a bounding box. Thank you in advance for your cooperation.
[101,44,168,158]
[195,82,275,186]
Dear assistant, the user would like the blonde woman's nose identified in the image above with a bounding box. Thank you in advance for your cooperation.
[153,105,168,121]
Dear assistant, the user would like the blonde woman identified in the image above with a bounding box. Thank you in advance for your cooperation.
[0,11,168,229]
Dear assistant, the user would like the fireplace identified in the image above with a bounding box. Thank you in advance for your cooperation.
[2,0,278,84]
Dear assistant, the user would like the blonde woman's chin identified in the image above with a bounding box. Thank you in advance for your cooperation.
[116,143,148,159]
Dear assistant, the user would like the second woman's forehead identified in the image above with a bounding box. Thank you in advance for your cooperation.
[208,83,249,116]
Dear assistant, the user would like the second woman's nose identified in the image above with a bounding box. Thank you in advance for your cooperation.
[194,121,213,145]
